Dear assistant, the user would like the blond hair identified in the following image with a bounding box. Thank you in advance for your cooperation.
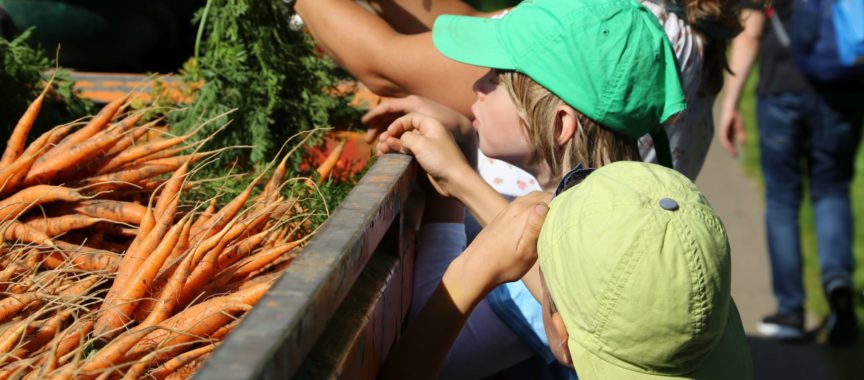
[498,71,640,180]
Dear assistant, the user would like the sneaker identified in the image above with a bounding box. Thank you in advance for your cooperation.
[826,286,859,347]
[758,311,805,340]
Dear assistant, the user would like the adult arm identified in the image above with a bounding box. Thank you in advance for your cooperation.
[367,0,489,34]
[717,8,765,157]
[379,192,551,379]
[294,0,484,116]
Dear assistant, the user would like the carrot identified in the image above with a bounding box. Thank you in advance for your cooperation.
[97,131,197,175]
[95,193,180,338]
[316,140,346,183]
[50,95,128,150]
[78,153,209,192]
[25,125,129,185]
[154,162,189,221]
[3,221,55,246]
[215,230,269,271]
[176,226,236,309]
[123,350,158,380]
[194,174,263,241]
[164,357,205,380]
[147,344,217,380]
[0,185,86,223]
[69,200,148,225]
[0,124,77,197]
[7,310,70,362]
[102,123,152,158]
[42,247,118,272]
[22,214,103,237]
[102,216,187,333]
[126,293,259,363]
[79,327,154,376]
[0,80,51,166]
[221,240,302,284]
[0,292,40,324]
[139,244,196,327]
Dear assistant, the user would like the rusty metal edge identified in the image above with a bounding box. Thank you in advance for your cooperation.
[193,154,416,380]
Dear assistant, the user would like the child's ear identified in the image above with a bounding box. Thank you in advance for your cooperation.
[551,312,574,367]
[555,105,578,146]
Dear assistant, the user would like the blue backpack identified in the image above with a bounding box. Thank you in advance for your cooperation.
[790,0,864,83]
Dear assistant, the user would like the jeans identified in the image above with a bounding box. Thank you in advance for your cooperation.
[757,92,863,315]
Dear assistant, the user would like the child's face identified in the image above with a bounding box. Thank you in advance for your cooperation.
[471,70,534,167]
[540,270,574,367]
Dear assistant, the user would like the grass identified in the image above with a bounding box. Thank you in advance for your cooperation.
[737,71,864,325]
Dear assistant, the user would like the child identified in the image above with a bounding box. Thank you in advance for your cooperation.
[374,0,703,376]
[380,162,754,379]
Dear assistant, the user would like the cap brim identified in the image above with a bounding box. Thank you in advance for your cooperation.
[432,15,515,70]
[569,300,753,380]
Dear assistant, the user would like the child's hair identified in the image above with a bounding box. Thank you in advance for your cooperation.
[499,71,640,179]
[681,0,744,95]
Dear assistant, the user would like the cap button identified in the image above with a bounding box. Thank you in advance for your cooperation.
[659,198,679,211]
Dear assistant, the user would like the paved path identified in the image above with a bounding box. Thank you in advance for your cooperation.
[696,137,864,380]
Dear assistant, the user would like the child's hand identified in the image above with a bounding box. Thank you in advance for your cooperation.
[362,95,474,145]
[458,192,551,288]
[378,112,474,198]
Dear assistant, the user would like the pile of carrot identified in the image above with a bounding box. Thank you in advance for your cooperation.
[0,83,336,379]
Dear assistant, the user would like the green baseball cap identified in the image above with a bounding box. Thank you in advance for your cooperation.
[432,0,686,139]
[538,162,753,379]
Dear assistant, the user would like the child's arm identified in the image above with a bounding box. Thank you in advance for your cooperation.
[379,192,551,380]
[293,0,483,116]
[378,112,510,226]
[717,8,764,157]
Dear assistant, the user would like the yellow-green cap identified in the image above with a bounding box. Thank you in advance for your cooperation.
[538,162,752,379]
[432,0,686,139]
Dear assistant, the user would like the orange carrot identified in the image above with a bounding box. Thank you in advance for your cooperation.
[221,240,302,284]
[139,245,195,327]
[23,214,102,237]
[79,327,154,375]
[95,194,180,338]
[51,95,128,150]
[0,292,40,324]
[316,140,346,183]
[103,216,187,333]
[215,230,269,271]
[25,125,129,185]
[147,344,217,380]
[127,283,272,361]
[70,200,148,225]
[154,162,188,221]
[3,221,55,246]
[0,185,86,223]
[97,132,196,175]
[0,81,51,166]
[102,123,152,158]
[43,244,119,272]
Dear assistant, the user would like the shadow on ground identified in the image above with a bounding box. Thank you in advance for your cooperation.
[748,334,864,380]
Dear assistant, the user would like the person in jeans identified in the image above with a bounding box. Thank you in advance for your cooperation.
[718,0,863,345]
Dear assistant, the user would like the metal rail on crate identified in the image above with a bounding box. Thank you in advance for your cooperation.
[194,154,421,380]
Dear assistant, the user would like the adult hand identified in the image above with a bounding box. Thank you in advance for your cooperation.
[717,107,747,157]
[378,112,474,198]
[460,192,552,287]
[363,95,474,145]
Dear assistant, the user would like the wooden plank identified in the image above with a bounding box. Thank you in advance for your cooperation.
[194,154,417,380]
[295,188,424,379]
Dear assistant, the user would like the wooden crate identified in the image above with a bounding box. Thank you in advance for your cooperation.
[194,154,423,379]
